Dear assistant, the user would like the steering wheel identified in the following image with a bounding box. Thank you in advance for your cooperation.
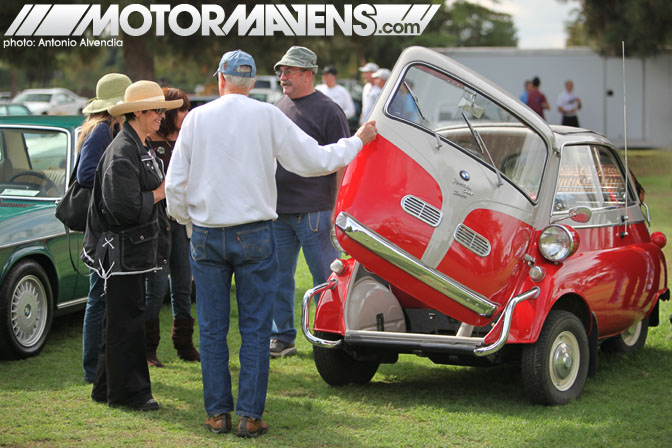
[9,171,59,192]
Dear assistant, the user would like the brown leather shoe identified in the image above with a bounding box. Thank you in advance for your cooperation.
[204,413,232,434]
[236,416,269,438]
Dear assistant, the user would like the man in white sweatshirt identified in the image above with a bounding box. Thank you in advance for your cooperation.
[165,49,376,439]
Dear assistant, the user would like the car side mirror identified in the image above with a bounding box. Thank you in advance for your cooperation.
[550,206,591,224]
[568,206,591,223]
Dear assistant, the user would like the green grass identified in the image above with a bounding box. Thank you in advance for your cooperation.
[1,150,672,447]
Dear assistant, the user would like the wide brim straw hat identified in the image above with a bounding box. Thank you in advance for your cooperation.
[82,73,132,114]
[108,80,183,117]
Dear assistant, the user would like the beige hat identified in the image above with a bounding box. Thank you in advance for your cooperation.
[82,73,132,114]
[108,80,183,117]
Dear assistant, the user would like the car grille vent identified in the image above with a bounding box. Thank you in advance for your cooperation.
[454,224,491,257]
[401,195,442,227]
[0,201,34,208]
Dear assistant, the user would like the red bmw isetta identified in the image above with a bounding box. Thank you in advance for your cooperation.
[302,46,669,405]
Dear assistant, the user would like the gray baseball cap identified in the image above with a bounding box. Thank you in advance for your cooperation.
[274,46,318,73]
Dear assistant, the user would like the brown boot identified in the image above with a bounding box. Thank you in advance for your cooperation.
[145,319,163,367]
[172,317,200,362]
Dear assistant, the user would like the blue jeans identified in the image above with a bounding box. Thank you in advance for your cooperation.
[190,221,277,419]
[145,221,193,320]
[272,211,339,344]
[82,271,105,383]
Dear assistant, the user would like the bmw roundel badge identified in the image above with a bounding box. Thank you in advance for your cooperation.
[459,170,470,181]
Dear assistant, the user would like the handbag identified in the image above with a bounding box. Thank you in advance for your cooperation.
[55,154,91,232]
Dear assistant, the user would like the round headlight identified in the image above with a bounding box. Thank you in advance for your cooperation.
[538,225,578,262]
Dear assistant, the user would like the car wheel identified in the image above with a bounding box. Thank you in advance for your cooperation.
[601,316,649,354]
[521,310,589,405]
[0,260,53,359]
[313,331,380,386]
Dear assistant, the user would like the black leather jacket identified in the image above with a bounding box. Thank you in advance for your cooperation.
[81,121,171,277]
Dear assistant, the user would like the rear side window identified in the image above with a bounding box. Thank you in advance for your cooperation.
[554,144,634,212]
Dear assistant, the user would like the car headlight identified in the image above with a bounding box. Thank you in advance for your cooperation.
[538,224,579,262]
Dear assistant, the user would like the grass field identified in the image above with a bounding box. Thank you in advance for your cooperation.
[1,149,671,447]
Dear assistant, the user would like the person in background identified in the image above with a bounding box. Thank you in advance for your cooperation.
[270,46,352,359]
[520,79,532,104]
[371,68,390,90]
[145,87,200,367]
[82,81,182,411]
[315,65,356,119]
[557,79,582,127]
[165,49,377,438]
[358,61,379,125]
[526,76,550,119]
[78,73,132,384]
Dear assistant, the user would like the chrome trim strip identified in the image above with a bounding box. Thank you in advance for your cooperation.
[554,219,646,230]
[0,232,66,250]
[345,329,484,347]
[335,212,497,317]
[473,286,540,357]
[301,280,342,348]
[56,296,88,310]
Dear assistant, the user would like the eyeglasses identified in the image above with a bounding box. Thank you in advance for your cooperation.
[275,68,305,78]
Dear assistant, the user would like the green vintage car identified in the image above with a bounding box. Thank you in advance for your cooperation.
[0,115,89,359]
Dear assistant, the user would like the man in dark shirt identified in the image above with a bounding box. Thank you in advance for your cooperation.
[270,46,350,358]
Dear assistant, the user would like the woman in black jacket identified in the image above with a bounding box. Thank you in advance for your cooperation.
[82,81,182,411]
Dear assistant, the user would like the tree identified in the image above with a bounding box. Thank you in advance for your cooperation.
[564,0,672,56]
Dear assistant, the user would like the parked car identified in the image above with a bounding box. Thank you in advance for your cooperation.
[0,101,31,116]
[187,94,218,110]
[302,46,669,405]
[0,115,89,359]
[249,87,282,104]
[12,88,87,116]
[254,75,282,92]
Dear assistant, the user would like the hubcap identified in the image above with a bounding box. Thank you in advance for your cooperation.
[620,320,642,347]
[549,330,580,391]
[10,275,47,348]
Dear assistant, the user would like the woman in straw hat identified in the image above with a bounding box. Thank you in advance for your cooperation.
[78,73,132,385]
[82,80,182,411]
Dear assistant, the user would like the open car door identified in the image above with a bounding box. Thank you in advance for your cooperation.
[334,47,556,326]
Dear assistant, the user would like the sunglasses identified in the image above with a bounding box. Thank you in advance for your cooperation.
[151,108,166,115]
[275,68,305,78]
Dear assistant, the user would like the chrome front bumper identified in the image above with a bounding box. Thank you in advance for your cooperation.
[335,212,498,317]
[302,280,539,358]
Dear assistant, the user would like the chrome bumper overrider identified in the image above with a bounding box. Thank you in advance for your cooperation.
[302,280,539,357]
[335,212,497,317]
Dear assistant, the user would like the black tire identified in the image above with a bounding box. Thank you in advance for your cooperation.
[313,331,380,386]
[0,260,54,359]
[521,310,589,405]
[601,316,649,354]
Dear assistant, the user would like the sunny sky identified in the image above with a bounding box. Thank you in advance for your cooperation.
[448,0,580,49]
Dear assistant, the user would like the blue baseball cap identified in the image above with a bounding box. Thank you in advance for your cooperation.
[213,50,256,78]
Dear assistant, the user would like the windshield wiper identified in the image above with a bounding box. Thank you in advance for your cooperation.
[405,82,442,150]
[461,111,503,187]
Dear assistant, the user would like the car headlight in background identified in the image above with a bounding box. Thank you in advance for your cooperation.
[538,224,579,262]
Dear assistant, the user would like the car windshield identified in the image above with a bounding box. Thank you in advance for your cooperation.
[387,64,548,200]
[0,128,69,198]
[14,93,52,103]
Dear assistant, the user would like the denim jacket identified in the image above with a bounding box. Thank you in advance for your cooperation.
[81,121,171,279]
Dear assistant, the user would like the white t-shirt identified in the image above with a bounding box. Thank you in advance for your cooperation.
[557,90,580,117]
[360,83,381,125]
[165,93,363,228]
[315,83,356,119]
